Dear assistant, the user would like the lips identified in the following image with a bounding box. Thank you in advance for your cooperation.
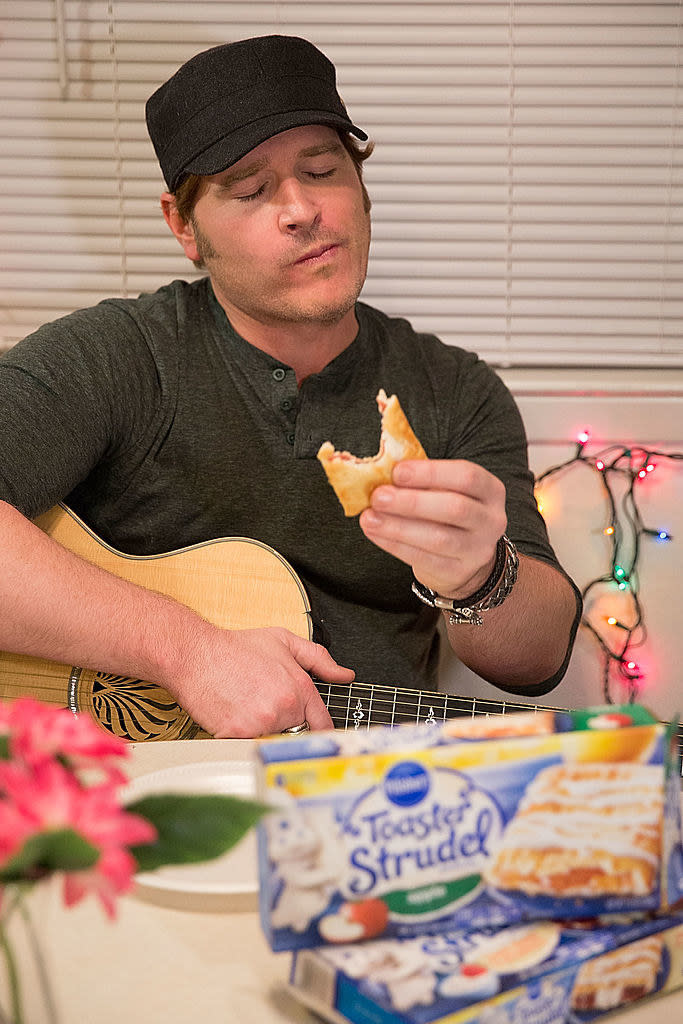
[294,242,338,265]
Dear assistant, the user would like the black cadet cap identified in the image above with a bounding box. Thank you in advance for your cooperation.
[146,35,368,192]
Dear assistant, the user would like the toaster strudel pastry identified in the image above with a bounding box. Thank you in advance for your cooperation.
[317,389,427,517]
[485,761,663,897]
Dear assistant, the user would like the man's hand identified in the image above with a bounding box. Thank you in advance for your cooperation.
[358,459,507,599]
[165,624,354,738]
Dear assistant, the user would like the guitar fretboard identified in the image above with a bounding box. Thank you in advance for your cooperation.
[314,680,683,763]
[315,680,553,730]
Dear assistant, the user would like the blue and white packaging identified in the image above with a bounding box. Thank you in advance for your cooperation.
[256,705,682,952]
[288,914,683,1024]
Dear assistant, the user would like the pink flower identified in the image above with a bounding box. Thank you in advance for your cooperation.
[70,784,156,850]
[63,845,141,920]
[4,698,130,784]
[63,782,156,918]
[0,751,157,917]
[0,794,38,865]
[0,756,155,845]
[0,696,258,925]
[0,760,78,833]
[61,788,157,917]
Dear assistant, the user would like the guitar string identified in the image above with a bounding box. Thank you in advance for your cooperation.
[3,664,670,726]
[2,665,538,714]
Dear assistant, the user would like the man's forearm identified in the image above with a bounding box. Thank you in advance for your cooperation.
[0,499,205,689]
[443,553,581,693]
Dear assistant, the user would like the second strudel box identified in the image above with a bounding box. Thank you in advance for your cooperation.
[255,705,683,952]
[288,913,683,1024]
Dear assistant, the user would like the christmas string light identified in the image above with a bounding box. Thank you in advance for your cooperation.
[535,436,683,704]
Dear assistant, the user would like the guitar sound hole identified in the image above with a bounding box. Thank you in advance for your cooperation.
[88,673,200,741]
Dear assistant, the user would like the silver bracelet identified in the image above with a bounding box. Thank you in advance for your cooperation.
[411,535,519,627]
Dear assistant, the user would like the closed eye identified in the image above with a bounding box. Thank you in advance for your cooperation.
[306,168,336,180]
[235,167,337,202]
[235,184,267,203]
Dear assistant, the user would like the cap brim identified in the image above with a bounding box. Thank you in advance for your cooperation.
[174,110,368,190]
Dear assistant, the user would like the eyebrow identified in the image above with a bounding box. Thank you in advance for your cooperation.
[297,142,345,160]
[217,141,345,190]
[217,158,268,190]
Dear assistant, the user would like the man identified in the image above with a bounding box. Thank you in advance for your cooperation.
[0,36,580,738]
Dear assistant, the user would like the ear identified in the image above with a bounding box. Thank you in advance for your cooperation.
[160,192,201,264]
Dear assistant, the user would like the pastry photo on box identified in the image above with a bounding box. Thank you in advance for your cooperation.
[483,760,663,899]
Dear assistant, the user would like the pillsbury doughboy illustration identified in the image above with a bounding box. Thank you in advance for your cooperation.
[264,790,341,933]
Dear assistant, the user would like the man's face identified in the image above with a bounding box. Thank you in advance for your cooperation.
[184,126,371,330]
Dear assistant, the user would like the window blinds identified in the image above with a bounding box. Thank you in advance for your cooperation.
[2,1,681,367]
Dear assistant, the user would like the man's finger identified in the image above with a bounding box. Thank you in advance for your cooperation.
[303,688,335,731]
[284,634,353,731]
[289,634,355,683]
[393,459,503,503]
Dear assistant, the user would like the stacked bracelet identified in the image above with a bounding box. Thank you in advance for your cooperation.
[411,535,519,626]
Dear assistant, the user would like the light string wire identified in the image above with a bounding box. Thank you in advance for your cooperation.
[535,441,683,704]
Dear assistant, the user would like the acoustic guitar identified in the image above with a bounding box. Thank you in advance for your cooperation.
[1,505,679,752]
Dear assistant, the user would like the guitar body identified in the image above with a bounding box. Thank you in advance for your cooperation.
[0,505,313,741]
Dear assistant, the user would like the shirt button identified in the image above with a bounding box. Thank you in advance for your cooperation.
[281,398,293,411]
[272,367,286,382]
[286,432,295,445]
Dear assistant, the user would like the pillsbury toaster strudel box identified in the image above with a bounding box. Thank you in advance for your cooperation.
[255,705,683,952]
[288,912,683,1024]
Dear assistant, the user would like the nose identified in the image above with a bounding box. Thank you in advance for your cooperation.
[277,179,320,234]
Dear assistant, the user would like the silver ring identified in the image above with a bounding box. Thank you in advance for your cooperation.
[281,721,310,735]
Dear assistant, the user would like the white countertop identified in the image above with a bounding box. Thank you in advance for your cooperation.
[12,738,683,1024]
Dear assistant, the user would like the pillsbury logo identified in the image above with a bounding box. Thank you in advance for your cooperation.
[384,761,430,807]
[476,981,571,1024]
[509,979,571,1024]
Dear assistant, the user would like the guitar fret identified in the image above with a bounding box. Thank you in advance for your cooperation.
[366,685,374,731]
[442,695,476,717]
[322,681,332,715]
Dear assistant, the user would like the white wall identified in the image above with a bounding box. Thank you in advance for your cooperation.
[439,367,683,723]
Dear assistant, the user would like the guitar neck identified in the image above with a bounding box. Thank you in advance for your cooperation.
[315,679,562,730]
[314,679,683,760]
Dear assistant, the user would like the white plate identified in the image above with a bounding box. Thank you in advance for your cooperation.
[124,760,259,911]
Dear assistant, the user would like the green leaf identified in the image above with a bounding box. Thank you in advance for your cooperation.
[0,828,99,883]
[0,735,9,760]
[127,793,270,874]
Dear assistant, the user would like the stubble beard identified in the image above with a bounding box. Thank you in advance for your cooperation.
[192,218,370,329]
